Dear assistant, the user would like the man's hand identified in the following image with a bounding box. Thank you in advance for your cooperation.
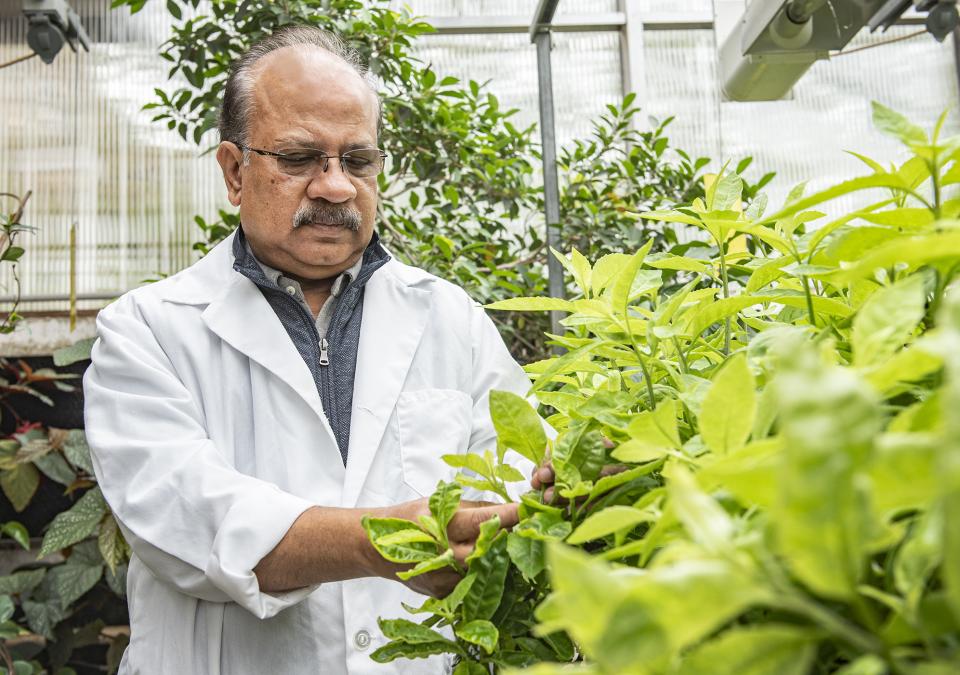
[529,437,625,504]
[370,498,519,598]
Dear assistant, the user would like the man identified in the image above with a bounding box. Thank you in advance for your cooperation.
[83,26,536,674]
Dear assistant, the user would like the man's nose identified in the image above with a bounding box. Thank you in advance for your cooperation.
[304,159,357,203]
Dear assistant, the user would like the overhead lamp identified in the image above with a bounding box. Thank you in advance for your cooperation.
[719,0,958,102]
[21,0,91,65]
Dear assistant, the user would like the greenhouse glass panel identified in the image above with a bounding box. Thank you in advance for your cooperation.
[643,25,959,211]
[412,31,623,148]
[0,0,227,313]
[397,0,617,17]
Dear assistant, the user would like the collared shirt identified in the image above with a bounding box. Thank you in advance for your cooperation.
[247,239,364,339]
[232,227,390,463]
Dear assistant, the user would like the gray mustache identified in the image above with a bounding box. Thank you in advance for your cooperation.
[293,203,361,231]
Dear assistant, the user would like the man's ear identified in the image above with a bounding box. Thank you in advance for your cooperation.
[216,142,244,207]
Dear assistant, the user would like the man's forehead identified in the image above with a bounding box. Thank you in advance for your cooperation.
[251,46,375,111]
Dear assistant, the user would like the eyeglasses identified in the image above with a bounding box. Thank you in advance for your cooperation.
[238,144,387,178]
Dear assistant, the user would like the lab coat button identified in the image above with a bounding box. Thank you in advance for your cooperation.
[285,285,297,296]
[354,630,371,650]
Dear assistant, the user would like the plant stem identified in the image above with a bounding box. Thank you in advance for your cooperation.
[802,276,817,328]
[718,247,731,356]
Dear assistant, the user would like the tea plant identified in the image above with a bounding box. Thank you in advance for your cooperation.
[365,102,960,674]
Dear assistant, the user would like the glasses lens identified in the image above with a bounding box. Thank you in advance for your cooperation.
[340,148,384,177]
[275,151,322,176]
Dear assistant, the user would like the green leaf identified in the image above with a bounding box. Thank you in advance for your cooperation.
[711,172,743,211]
[668,464,733,554]
[894,507,942,612]
[872,101,927,147]
[39,487,108,557]
[370,639,459,663]
[32,452,76,486]
[98,515,127,574]
[610,241,654,309]
[489,390,547,466]
[428,480,461,547]
[396,549,456,581]
[378,617,456,645]
[678,625,816,675]
[591,253,633,294]
[455,619,499,654]
[363,517,437,564]
[506,532,545,580]
[22,599,64,640]
[406,574,477,620]
[63,430,94,474]
[1,246,24,262]
[485,297,577,313]
[1,521,29,550]
[774,357,879,599]
[699,353,756,455]
[567,505,653,544]
[48,561,103,607]
[1,464,39,512]
[0,569,44,595]
[463,535,509,621]
[831,655,887,675]
[0,595,14,623]
[852,273,926,366]
[465,515,501,565]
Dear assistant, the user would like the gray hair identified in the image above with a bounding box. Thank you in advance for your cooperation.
[218,25,381,157]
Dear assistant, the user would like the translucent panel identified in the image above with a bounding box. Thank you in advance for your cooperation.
[643,26,960,212]
[636,0,713,16]
[397,0,617,17]
[0,0,228,315]
[412,31,622,148]
[638,30,721,162]
[721,27,960,210]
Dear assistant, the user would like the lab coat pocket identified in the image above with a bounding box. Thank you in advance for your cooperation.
[396,389,473,497]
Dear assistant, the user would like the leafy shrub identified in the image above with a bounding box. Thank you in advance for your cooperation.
[0,424,129,674]
[363,103,960,674]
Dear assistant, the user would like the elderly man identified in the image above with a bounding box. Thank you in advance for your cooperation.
[83,26,535,674]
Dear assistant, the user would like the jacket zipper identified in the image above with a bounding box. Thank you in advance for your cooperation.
[319,338,330,366]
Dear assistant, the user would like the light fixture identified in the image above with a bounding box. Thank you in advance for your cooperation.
[21,0,91,65]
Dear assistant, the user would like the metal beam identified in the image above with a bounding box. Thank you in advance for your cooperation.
[531,0,562,40]
[424,11,931,35]
[429,13,625,34]
[618,0,647,107]
[954,26,960,109]
[0,293,119,304]
[531,0,565,337]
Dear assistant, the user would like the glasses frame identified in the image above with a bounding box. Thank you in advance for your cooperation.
[237,144,388,178]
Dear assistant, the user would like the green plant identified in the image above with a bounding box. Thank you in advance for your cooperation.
[0,191,33,337]
[363,102,960,674]
[0,424,130,674]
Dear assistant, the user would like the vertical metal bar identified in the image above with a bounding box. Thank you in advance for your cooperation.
[618,0,646,110]
[534,30,565,338]
[954,26,960,107]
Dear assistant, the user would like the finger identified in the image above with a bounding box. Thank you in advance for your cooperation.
[599,463,629,477]
[448,502,519,541]
[531,465,555,489]
[602,436,615,449]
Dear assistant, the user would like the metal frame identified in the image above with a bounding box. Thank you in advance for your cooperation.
[530,0,565,338]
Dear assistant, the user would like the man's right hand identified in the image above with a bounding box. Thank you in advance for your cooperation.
[368,498,519,598]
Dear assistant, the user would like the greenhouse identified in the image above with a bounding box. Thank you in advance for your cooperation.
[0,0,959,673]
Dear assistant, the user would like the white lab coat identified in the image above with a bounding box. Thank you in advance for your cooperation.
[83,231,533,674]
